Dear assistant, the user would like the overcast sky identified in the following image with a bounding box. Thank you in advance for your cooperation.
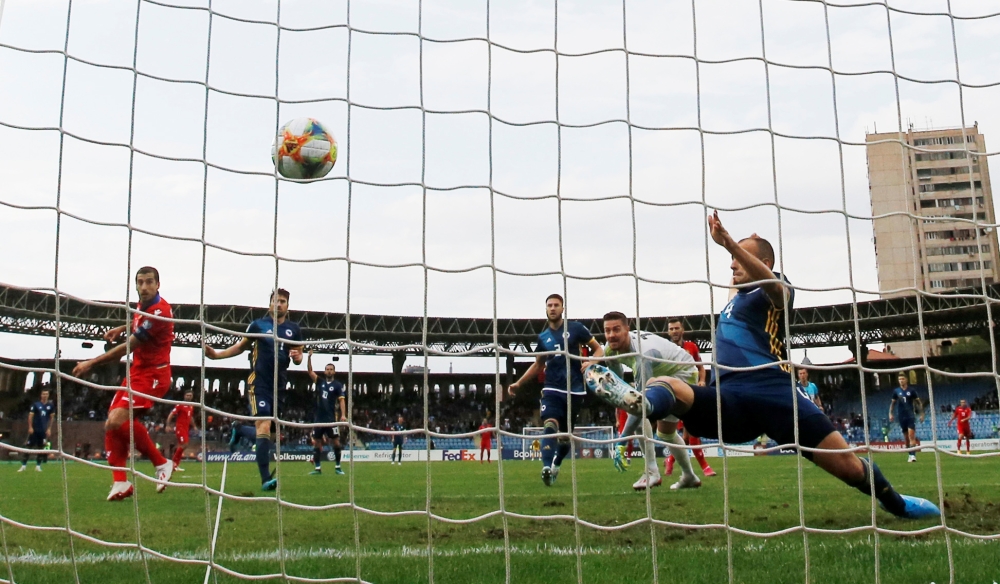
[1,0,999,374]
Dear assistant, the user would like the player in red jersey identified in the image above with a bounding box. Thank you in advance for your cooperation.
[479,418,493,463]
[72,267,174,501]
[665,318,715,477]
[948,399,973,455]
[166,389,198,472]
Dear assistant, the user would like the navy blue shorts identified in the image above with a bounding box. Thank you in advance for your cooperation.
[27,432,46,448]
[247,384,284,417]
[392,438,404,447]
[898,417,915,433]
[680,376,836,455]
[312,426,339,441]
[539,391,584,431]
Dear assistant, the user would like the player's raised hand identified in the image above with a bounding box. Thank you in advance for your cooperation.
[289,346,303,364]
[103,325,126,343]
[507,382,519,397]
[71,360,93,378]
[708,210,734,249]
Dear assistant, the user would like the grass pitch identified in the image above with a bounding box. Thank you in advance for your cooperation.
[1,453,998,584]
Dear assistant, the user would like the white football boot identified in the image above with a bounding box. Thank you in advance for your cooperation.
[632,473,663,491]
[107,481,134,501]
[670,473,702,490]
[154,461,174,493]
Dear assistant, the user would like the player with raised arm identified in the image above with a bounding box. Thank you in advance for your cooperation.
[19,387,54,473]
[71,267,174,501]
[306,350,345,475]
[390,416,406,465]
[603,312,701,491]
[948,399,973,455]
[204,289,303,491]
[888,373,924,463]
[165,390,197,472]
[584,212,939,519]
[508,294,604,486]
[665,318,715,478]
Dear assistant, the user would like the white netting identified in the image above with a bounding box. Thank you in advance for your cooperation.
[1,1,1000,583]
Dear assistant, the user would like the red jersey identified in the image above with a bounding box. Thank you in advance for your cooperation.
[172,404,194,435]
[130,295,173,370]
[681,340,702,362]
[479,423,493,445]
[953,406,972,425]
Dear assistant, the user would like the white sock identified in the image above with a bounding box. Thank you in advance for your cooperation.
[621,414,642,440]
[640,419,659,477]
[658,430,696,481]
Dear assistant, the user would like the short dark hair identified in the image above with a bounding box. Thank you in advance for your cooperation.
[739,236,775,265]
[897,372,908,378]
[136,266,159,283]
[602,311,629,326]
[667,317,684,327]
[271,288,290,301]
[545,293,563,304]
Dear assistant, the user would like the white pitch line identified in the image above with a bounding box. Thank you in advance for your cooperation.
[203,458,228,584]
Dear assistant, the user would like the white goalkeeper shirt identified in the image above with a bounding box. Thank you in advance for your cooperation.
[603,330,699,388]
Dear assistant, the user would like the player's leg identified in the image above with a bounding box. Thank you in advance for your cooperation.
[172,434,186,471]
[310,430,323,474]
[684,427,715,476]
[331,428,344,473]
[906,426,917,462]
[254,417,276,489]
[654,418,699,490]
[20,433,37,471]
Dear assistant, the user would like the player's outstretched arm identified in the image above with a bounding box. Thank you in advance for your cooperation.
[581,338,604,370]
[165,410,176,433]
[338,396,347,422]
[306,349,318,383]
[708,210,788,308]
[103,324,128,343]
[26,411,34,439]
[72,335,139,378]
[204,338,250,360]
[888,398,896,422]
[508,355,545,396]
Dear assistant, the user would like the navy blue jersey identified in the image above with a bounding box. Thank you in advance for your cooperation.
[893,386,919,419]
[715,273,794,382]
[391,423,406,433]
[537,321,594,395]
[30,401,54,433]
[315,379,344,423]
[246,316,303,390]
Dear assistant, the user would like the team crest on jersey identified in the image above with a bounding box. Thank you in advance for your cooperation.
[154,309,162,315]
[285,329,293,337]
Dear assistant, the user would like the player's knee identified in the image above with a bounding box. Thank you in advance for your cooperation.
[543,419,559,433]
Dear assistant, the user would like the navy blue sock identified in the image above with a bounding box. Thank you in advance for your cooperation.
[541,422,558,468]
[256,437,272,484]
[313,447,322,468]
[853,459,906,516]
[334,445,342,466]
[553,442,571,467]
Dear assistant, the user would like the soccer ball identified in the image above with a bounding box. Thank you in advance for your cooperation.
[271,118,338,180]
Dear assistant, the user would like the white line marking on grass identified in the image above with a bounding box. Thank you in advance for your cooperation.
[204,458,228,584]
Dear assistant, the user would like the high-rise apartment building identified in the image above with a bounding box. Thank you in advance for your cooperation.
[866,125,997,357]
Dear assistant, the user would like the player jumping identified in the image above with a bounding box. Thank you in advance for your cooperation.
[584,212,939,519]
[390,416,406,465]
[508,294,604,486]
[603,312,702,491]
[948,399,973,455]
[888,372,924,463]
[165,389,197,472]
[20,387,54,473]
[205,289,303,491]
[306,350,346,475]
[664,317,715,478]
[72,267,174,501]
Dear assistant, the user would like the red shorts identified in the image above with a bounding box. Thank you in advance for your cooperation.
[957,423,971,437]
[481,440,492,450]
[108,366,170,412]
[616,409,628,433]
[175,432,189,445]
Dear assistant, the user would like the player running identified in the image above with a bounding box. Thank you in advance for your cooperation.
[390,416,406,465]
[948,399,973,455]
[306,350,346,475]
[888,373,924,463]
[603,312,701,491]
[20,387,54,473]
[72,267,174,501]
[665,318,715,478]
[584,212,939,520]
[479,418,493,463]
[508,294,604,486]
[165,390,197,472]
[205,289,303,491]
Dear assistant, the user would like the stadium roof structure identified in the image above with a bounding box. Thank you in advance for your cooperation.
[0,282,997,356]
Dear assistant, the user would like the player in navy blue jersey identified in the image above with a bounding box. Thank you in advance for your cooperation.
[205,289,303,491]
[390,416,406,465]
[20,387,54,473]
[888,372,924,463]
[585,211,938,519]
[307,350,346,475]
[508,293,604,486]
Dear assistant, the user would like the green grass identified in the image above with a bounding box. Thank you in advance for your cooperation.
[1,453,998,583]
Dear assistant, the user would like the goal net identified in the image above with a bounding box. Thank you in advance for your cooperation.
[0,1,999,583]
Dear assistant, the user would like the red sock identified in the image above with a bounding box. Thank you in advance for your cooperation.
[957,439,963,452]
[626,440,634,458]
[172,446,185,467]
[689,436,709,469]
[128,420,168,467]
[106,428,128,483]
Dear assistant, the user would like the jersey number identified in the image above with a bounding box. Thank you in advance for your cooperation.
[322,391,328,400]
[723,302,735,319]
